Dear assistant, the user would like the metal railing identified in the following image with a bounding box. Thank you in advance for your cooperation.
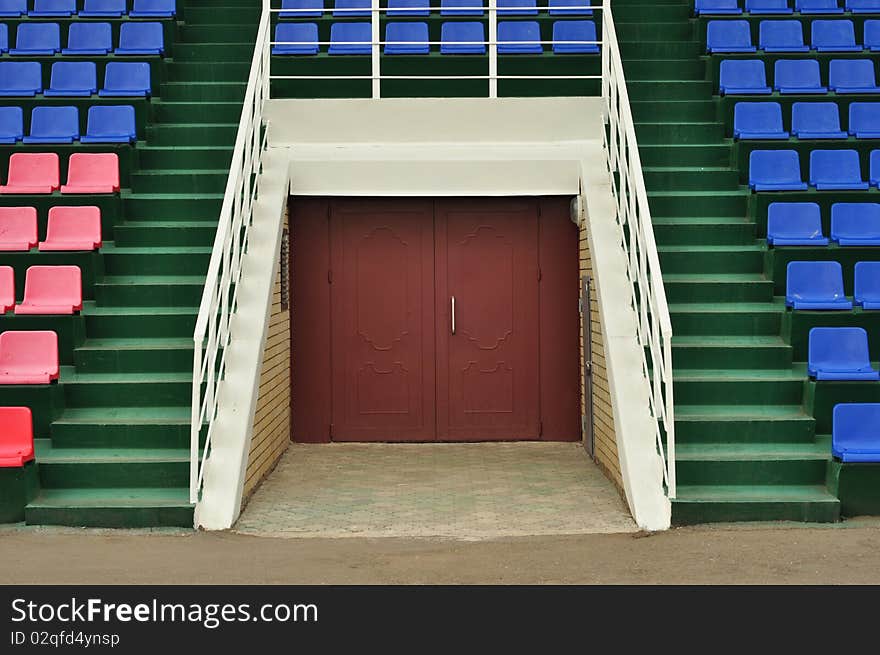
[190,9,271,503]
[600,2,676,498]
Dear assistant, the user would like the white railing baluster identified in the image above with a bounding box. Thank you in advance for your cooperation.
[372,0,381,98]
[488,0,498,98]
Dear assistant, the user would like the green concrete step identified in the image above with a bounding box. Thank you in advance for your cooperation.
[649,190,748,217]
[658,245,764,273]
[669,301,784,335]
[160,82,248,102]
[628,81,715,100]
[671,368,805,405]
[112,221,218,247]
[74,338,194,373]
[672,485,840,524]
[50,407,192,449]
[131,170,230,194]
[675,441,829,486]
[123,193,224,221]
[60,368,192,407]
[166,61,251,82]
[25,487,193,528]
[640,143,732,167]
[619,41,703,58]
[150,101,244,123]
[101,246,211,276]
[671,335,792,369]
[632,100,717,121]
[644,167,740,191]
[614,22,695,40]
[624,59,707,81]
[94,275,206,307]
[653,217,756,245]
[83,306,198,338]
[634,122,726,145]
[674,405,816,444]
[663,273,774,303]
[145,123,238,146]
[136,145,234,170]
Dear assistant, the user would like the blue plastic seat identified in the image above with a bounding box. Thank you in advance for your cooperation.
[116,22,164,55]
[707,20,756,53]
[82,105,136,143]
[766,202,829,245]
[441,21,485,54]
[497,21,542,53]
[333,0,370,17]
[63,22,113,55]
[749,150,807,190]
[792,102,846,138]
[0,0,25,16]
[812,19,862,52]
[549,0,592,16]
[272,23,319,55]
[832,404,880,462]
[810,149,868,190]
[808,327,879,381]
[81,0,127,16]
[829,59,880,93]
[99,61,152,96]
[867,20,880,51]
[441,0,483,15]
[45,61,97,97]
[29,0,75,16]
[719,60,771,94]
[328,22,371,54]
[733,102,789,138]
[849,103,880,137]
[281,0,323,18]
[796,0,843,13]
[831,202,880,245]
[786,261,852,309]
[746,0,793,13]
[847,0,880,11]
[855,262,880,309]
[10,23,61,56]
[24,106,79,144]
[553,20,599,54]
[130,0,177,17]
[774,59,827,93]
[388,0,430,16]
[0,61,42,96]
[871,149,880,186]
[759,20,808,52]
[695,0,742,15]
[0,106,23,143]
[384,22,429,55]
[498,0,537,14]
[0,24,7,53]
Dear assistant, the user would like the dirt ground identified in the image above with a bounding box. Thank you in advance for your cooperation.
[2,521,880,584]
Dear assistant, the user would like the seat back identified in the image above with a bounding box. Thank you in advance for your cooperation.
[866,20,880,48]
[833,403,880,458]
[273,23,319,55]
[498,0,538,15]
[131,0,177,16]
[0,0,26,16]
[775,59,822,89]
[0,330,59,381]
[385,22,430,54]
[720,59,768,91]
[830,59,878,88]
[0,106,23,141]
[281,0,324,18]
[85,105,136,141]
[388,0,431,16]
[498,20,542,53]
[441,0,484,15]
[48,61,98,94]
[441,21,486,54]
[786,260,847,302]
[810,327,872,373]
[21,265,82,312]
[82,0,127,15]
[117,22,164,53]
[43,205,102,249]
[4,153,60,192]
[14,22,61,53]
[0,266,13,311]
[65,22,113,53]
[831,202,880,240]
[333,0,370,16]
[63,152,120,193]
[734,102,784,136]
[0,407,34,467]
[855,261,880,303]
[747,0,793,12]
[810,149,865,185]
[767,202,824,241]
[871,149,880,183]
[797,0,843,11]
[791,102,842,135]
[849,102,880,135]
[0,206,37,250]
[812,19,858,47]
[0,61,42,95]
[31,0,76,14]
[695,0,742,14]
[28,106,80,142]
[549,0,592,15]
[749,149,803,186]
[760,20,805,49]
[102,61,152,95]
[328,22,371,54]
[708,20,754,51]
[553,20,599,53]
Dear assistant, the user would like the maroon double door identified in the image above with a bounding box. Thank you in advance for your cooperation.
[292,197,580,443]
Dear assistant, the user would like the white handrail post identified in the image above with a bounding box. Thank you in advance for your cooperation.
[488,0,497,98]
[372,0,381,98]
[601,0,609,112]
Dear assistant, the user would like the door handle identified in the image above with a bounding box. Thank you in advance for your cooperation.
[451,296,456,335]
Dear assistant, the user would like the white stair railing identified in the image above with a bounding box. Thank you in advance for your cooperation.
[190,9,271,504]
[601,2,676,498]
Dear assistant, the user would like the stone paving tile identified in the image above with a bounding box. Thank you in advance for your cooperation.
[234,443,638,539]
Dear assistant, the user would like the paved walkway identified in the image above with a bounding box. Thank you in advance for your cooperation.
[233,442,637,539]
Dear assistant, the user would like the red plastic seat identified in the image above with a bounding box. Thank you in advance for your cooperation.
[0,153,60,194]
[15,266,82,315]
[0,206,37,250]
[0,266,13,313]
[0,330,59,384]
[0,407,35,467]
[39,206,102,251]
[61,153,119,194]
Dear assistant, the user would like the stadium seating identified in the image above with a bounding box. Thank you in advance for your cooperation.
[810,150,868,190]
[0,0,26,17]
[808,327,879,381]
[30,0,76,16]
[81,105,137,143]
[0,61,41,96]
[855,261,880,309]
[871,149,880,186]
[0,106,23,143]
[328,22,371,54]
[867,20,880,51]
[0,207,37,250]
[272,23,319,55]
[707,20,757,53]
[498,0,538,15]
[829,59,880,93]
[733,102,789,138]
[812,20,862,52]
[0,24,7,53]
[0,407,34,468]
[0,267,12,313]
[0,330,59,384]
[785,261,853,309]
[61,153,120,194]
[832,404,880,462]
[549,0,592,16]
[849,103,880,138]
[831,202,880,245]
[39,206,102,251]
[791,102,846,139]
[441,0,483,15]
[747,0,794,13]
[388,0,430,16]
[749,150,807,190]
[15,266,82,315]
[45,61,98,97]
[23,106,80,144]
[333,0,370,16]
[796,0,844,13]
[719,60,771,94]
[441,22,486,54]
[759,20,809,52]
[385,22,429,55]
[130,0,177,17]
[848,0,880,11]
[497,21,543,53]
[10,23,61,56]
[0,153,60,194]
[116,22,164,55]
[80,0,127,17]
[775,59,827,93]
[99,61,152,96]
[553,20,599,54]
[280,0,323,18]
[695,0,742,15]
[63,22,113,55]
[766,202,829,245]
